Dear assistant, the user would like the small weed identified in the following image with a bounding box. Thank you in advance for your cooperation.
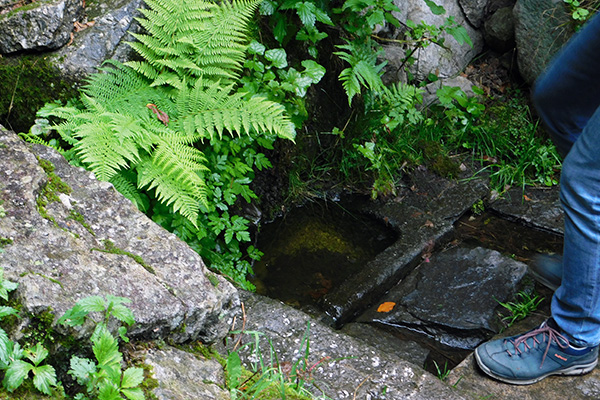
[432,360,450,381]
[496,291,544,328]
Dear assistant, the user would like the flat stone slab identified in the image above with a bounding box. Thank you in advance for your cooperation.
[144,346,229,400]
[0,129,238,343]
[321,168,490,326]
[490,186,564,236]
[223,291,476,400]
[356,246,529,350]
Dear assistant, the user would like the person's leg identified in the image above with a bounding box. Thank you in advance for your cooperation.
[553,104,600,347]
[532,12,600,157]
[475,13,600,385]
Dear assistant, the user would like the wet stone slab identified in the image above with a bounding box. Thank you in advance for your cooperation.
[356,246,529,350]
[320,168,490,327]
[489,186,564,236]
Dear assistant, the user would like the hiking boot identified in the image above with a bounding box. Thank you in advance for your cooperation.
[529,254,563,291]
[474,319,599,385]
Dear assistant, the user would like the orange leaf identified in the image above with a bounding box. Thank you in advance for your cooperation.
[377,302,396,313]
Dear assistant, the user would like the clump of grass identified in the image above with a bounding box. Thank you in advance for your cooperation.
[496,290,544,328]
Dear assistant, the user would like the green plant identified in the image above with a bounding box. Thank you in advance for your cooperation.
[26,0,297,289]
[563,0,600,26]
[496,291,544,328]
[59,295,144,400]
[225,322,333,399]
[432,360,450,381]
[0,269,59,396]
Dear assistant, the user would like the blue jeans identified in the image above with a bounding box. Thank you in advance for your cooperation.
[532,13,600,347]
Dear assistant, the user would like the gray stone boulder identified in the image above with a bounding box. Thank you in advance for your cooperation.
[0,128,239,343]
[0,0,82,53]
[513,0,573,84]
[483,6,516,53]
[388,0,484,81]
[223,291,475,400]
[49,0,142,82]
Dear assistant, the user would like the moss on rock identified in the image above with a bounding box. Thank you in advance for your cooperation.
[0,55,79,134]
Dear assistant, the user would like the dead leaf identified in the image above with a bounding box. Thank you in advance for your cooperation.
[523,194,531,201]
[377,302,396,313]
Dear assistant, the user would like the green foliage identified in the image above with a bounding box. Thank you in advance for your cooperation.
[60,295,144,400]
[563,0,599,27]
[225,322,334,400]
[496,291,544,328]
[29,0,297,289]
[0,56,79,134]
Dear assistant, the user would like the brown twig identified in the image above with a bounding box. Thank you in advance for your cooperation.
[232,302,246,352]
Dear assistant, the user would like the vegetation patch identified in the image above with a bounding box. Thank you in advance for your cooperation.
[0,56,79,134]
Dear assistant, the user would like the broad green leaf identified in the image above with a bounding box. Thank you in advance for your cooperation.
[424,0,445,15]
[105,294,132,306]
[122,387,145,400]
[296,1,316,27]
[301,60,326,84]
[226,351,242,389]
[25,343,49,366]
[0,306,18,320]
[3,360,33,391]
[93,328,122,368]
[259,0,276,15]
[447,25,473,47]
[121,367,144,388]
[247,40,266,55]
[265,48,288,69]
[32,364,57,395]
[111,304,135,326]
[78,295,107,312]
[98,380,122,400]
[68,356,97,384]
[0,328,12,367]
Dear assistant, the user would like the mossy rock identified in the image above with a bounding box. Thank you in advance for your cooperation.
[0,55,79,134]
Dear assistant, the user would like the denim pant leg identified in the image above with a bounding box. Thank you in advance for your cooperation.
[532,13,600,157]
[553,106,600,347]
[532,14,600,347]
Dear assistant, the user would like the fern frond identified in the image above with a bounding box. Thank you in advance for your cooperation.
[129,0,260,86]
[137,138,209,224]
[335,39,386,105]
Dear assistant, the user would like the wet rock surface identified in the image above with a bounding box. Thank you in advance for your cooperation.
[0,0,82,53]
[321,167,490,326]
[357,246,528,350]
[0,128,238,343]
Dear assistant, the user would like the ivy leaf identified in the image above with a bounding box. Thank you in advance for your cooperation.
[32,364,57,395]
[424,0,445,15]
[247,40,266,56]
[3,360,33,392]
[301,60,326,84]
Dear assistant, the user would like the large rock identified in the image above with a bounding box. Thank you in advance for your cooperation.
[388,0,484,81]
[225,291,476,400]
[0,0,82,53]
[50,0,142,82]
[513,0,573,84]
[0,128,239,343]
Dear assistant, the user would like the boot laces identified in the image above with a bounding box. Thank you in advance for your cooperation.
[505,322,570,367]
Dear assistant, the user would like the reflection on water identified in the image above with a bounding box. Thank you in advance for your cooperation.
[250,199,398,310]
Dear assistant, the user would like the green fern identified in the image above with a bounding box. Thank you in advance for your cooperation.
[335,38,386,105]
[36,0,295,230]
